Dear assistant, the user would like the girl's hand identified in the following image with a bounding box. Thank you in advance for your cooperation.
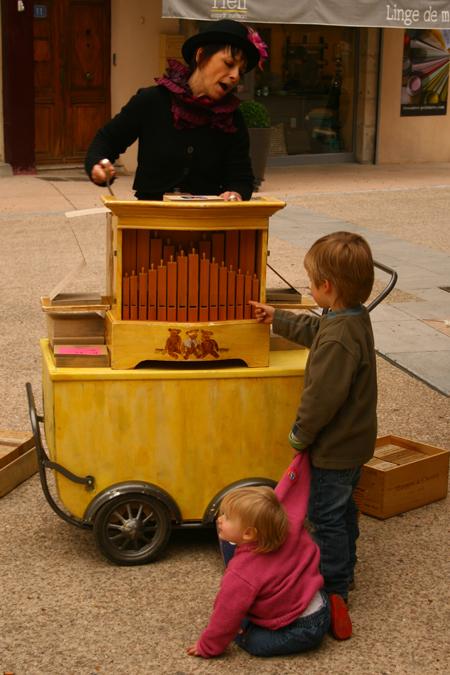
[91,159,116,186]
[186,643,201,656]
[220,190,242,202]
[249,300,275,324]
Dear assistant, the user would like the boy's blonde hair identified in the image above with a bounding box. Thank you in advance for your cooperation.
[220,486,288,553]
[304,231,374,307]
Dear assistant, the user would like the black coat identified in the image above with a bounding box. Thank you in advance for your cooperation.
[85,86,254,200]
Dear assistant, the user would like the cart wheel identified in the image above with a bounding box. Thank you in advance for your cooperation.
[93,493,171,565]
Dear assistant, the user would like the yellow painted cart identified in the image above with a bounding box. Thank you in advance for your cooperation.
[27,341,307,564]
[26,197,397,565]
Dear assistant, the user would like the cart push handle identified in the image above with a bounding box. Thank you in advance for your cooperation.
[367,260,398,312]
[25,382,94,530]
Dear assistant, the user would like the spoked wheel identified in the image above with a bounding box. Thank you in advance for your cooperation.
[93,493,171,565]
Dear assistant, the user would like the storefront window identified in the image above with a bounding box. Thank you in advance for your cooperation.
[251,25,357,156]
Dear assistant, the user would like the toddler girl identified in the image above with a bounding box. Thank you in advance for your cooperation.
[186,452,330,658]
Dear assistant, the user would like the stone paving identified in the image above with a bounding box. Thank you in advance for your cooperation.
[0,164,448,674]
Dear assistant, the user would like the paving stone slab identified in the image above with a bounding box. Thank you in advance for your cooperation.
[383,351,450,396]
[390,297,450,321]
[369,304,412,323]
[391,269,448,292]
[373,319,450,354]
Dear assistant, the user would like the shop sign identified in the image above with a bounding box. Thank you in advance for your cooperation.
[401,29,450,116]
[162,1,450,29]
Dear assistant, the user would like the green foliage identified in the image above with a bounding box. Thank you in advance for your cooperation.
[239,99,271,128]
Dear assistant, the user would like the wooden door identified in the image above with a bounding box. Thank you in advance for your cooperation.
[33,0,111,164]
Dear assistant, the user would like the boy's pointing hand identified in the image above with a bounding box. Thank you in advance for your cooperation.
[249,301,275,324]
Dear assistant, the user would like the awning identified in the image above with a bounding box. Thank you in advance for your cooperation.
[162,1,450,30]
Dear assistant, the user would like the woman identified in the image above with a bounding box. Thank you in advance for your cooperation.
[85,20,267,201]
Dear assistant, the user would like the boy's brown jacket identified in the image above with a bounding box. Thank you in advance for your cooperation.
[273,306,377,469]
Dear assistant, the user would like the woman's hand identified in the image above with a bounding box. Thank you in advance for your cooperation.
[91,159,116,186]
[249,301,275,324]
[186,642,201,656]
[220,190,242,202]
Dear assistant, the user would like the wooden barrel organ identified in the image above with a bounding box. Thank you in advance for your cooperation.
[104,197,286,369]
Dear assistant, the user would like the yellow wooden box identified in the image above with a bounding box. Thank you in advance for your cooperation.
[354,435,449,519]
[41,338,307,522]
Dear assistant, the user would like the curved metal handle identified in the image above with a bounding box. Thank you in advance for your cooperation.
[25,383,94,529]
[26,382,45,459]
[366,260,398,312]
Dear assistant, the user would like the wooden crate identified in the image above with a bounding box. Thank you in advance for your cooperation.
[354,435,449,519]
[0,430,38,498]
[42,295,108,347]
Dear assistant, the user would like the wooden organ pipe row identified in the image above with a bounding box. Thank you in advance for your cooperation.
[122,252,260,322]
[121,230,260,322]
[122,230,256,280]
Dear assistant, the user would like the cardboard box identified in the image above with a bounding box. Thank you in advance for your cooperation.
[354,435,449,519]
[0,430,38,498]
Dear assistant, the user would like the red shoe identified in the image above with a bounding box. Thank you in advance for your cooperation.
[329,594,352,640]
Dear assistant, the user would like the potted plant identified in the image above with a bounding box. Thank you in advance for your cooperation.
[239,99,272,189]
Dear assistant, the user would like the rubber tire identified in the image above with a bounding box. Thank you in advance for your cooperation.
[93,493,171,565]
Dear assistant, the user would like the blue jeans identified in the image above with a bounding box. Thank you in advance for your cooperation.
[308,465,361,600]
[234,591,330,657]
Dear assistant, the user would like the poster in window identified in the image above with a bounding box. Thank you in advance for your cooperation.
[401,29,450,116]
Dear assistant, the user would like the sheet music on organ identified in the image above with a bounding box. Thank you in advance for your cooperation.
[163,194,224,201]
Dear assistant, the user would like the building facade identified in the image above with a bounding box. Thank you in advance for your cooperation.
[1,0,449,174]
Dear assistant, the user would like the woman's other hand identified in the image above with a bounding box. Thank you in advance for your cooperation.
[220,190,242,202]
[91,159,116,186]
[249,301,275,324]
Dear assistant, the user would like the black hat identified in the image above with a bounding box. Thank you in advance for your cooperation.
[182,19,260,73]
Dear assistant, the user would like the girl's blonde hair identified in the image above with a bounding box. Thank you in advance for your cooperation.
[220,486,288,553]
[304,231,374,307]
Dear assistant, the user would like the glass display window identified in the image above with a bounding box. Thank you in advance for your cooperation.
[252,25,357,156]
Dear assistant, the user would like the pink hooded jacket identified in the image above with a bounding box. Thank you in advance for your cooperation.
[197,452,323,657]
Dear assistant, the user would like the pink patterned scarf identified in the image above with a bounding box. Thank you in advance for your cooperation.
[155,60,240,133]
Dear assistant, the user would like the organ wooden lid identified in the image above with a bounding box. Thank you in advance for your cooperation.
[102,195,286,229]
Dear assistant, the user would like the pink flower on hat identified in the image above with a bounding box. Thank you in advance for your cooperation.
[247,27,268,70]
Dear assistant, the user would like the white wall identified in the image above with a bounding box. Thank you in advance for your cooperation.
[110,0,180,172]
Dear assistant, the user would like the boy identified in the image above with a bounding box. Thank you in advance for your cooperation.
[250,231,377,640]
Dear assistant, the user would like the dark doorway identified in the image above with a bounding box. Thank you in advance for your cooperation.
[33,0,111,164]
[1,0,35,172]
